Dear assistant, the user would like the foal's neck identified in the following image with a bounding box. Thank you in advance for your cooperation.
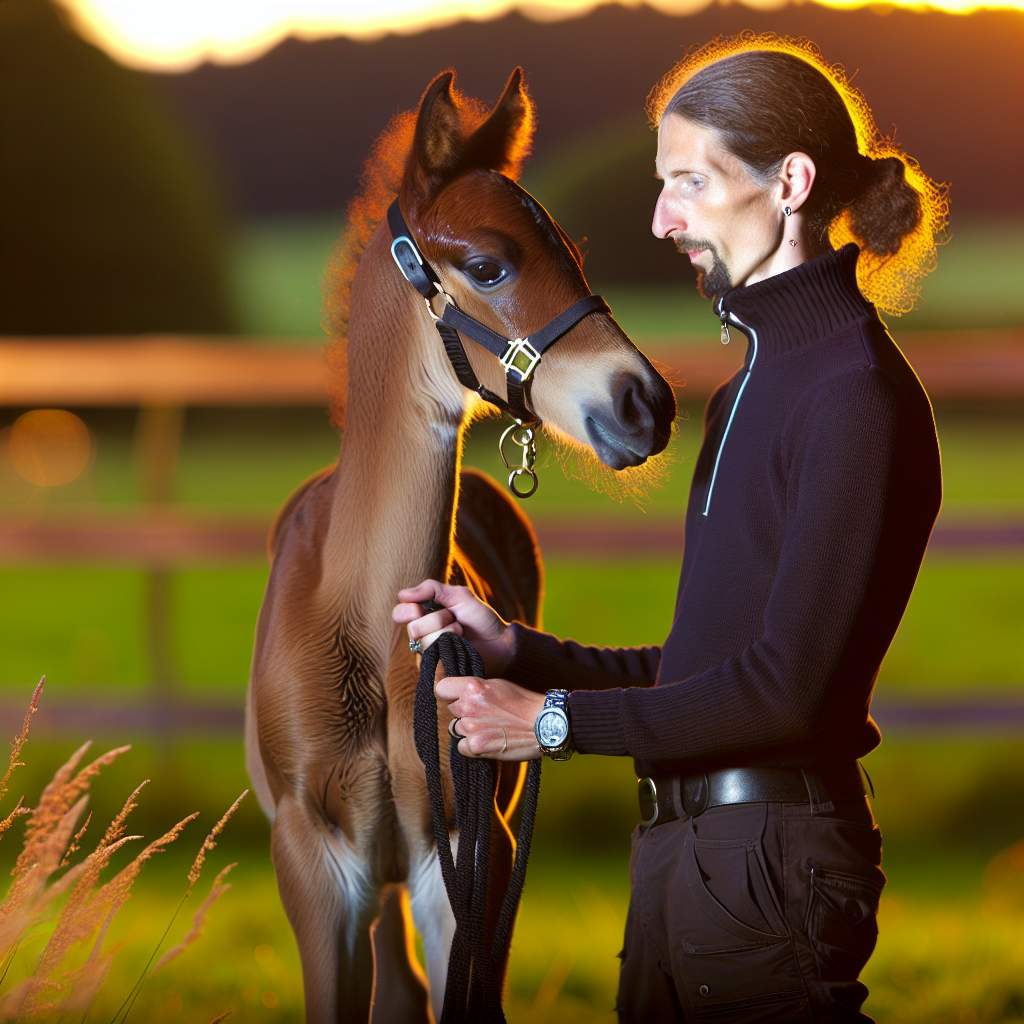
[323,226,467,633]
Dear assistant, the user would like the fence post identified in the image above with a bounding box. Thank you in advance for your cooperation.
[135,402,185,744]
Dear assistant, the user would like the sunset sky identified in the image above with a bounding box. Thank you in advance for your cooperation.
[63,0,1024,71]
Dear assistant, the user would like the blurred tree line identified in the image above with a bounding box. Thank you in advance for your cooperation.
[0,0,237,335]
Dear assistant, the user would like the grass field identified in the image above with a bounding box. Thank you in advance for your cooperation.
[11,423,1024,773]
[1,740,1023,1023]
[230,218,1024,339]
[1,404,1022,695]
[1,402,1021,1018]
[4,856,1024,1023]
[1,218,1022,1020]
[1,552,1022,699]
[4,401,1023,522]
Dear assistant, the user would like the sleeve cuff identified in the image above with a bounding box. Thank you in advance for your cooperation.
[503,620,559,694]
[568,688,629,756]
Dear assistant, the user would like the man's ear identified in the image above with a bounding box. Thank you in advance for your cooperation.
[462,67,535,179]
[404,70,465,202]
[778,151,817,213]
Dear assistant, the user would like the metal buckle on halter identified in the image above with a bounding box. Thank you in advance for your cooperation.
[391,235,436,299]
[500,337,541,382]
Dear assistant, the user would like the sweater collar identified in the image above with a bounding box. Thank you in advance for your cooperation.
[713,243,873,361]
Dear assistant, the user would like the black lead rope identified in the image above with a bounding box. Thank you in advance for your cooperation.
[413,630,542,1023]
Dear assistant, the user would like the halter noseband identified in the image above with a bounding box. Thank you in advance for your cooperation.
[386,197,610,497]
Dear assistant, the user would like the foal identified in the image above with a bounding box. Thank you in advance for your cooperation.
[245,68,676,1023]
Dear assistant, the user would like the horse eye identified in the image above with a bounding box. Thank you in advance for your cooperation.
[464,258,508,288]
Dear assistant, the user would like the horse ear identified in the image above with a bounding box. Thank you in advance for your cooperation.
[405,70,464,200]
[463,67,535,178]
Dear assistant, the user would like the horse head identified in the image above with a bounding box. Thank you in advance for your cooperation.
[397,68,677,472]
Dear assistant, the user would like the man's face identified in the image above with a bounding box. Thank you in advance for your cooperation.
[652,114,779,298]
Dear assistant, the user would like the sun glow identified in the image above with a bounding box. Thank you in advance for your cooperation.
[62,0,1023,71]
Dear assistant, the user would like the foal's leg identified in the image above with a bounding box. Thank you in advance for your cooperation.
[408,817,516,1018]
[369,885,433,1023]
[408,839,458,1023]
[271,795,378,1023]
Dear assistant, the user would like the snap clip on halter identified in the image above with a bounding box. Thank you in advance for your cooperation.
[499,419,539,498]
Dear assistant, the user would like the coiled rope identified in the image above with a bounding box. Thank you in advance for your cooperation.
[413,630,542,1023]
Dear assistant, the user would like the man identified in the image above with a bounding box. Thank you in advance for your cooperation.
[393,38,944,1022]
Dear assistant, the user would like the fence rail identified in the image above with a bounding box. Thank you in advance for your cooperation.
[3,695,1022,737]
[2,332,1021,738]
[0,513,1021,563]
[1,330,1022,405]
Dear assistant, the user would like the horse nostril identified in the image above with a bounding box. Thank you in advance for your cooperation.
[612,372,656,437]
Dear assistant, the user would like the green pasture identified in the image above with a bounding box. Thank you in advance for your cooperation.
[1,216,1022,1020]
[231,218,1024,339]
[2,852,1024,1023]
[1,730,1023,1023]
[3,405,1024,520]
[1,402,1022,695]
[0,552,1022,700]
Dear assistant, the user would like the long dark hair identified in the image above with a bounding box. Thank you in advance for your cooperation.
[648,34,949,314]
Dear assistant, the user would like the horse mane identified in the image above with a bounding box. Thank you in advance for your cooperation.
[322,81,496,429]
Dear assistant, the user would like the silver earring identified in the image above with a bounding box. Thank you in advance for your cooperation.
[783,205,792,217]
[788,239,797,247]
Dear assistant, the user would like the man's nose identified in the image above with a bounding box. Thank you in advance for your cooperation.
[651,193,683,239]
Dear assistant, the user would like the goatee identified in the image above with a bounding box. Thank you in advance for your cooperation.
[674,238,732,299]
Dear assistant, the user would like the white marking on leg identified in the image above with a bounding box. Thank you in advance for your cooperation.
[321,825,375,959]
[408,835,458,1022]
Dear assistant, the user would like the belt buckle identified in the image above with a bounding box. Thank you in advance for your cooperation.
[638,777,659,827]
[681,772,710,817]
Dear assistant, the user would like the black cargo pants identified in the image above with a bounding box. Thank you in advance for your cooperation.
[616,795,884,1022]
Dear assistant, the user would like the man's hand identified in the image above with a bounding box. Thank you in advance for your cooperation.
[392,578,516,677]
[436,674,546,761]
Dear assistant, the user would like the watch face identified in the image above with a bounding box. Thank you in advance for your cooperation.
[537,709,568,748]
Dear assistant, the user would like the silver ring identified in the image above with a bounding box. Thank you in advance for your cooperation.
[448,717,463,739]
[500,728,508,755]
[408,637,423,653]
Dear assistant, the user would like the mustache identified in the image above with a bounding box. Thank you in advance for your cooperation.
[673,237,716,255]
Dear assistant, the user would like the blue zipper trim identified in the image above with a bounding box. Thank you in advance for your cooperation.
[702,303,758,517]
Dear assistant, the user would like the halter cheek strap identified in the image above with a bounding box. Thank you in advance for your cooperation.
[386,199,610,430]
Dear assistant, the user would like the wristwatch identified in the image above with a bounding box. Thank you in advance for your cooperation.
[534,689,573,761]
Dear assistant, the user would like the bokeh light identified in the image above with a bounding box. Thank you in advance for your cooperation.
[5,409,95,488]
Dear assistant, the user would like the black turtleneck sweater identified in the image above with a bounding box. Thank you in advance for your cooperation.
[503,244,942,777]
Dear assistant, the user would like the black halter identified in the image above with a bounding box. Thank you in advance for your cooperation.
[386,198,610,431]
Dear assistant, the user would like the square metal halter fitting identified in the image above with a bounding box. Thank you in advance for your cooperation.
[500,337,541,382]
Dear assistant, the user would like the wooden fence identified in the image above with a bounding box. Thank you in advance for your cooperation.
[1,332,1022,736]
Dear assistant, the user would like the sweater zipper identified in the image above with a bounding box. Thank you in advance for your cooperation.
[702,298,759,517]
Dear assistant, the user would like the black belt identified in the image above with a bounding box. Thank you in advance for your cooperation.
[637,762,874,828]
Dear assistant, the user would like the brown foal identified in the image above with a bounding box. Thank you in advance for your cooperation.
[245,68,677,1023]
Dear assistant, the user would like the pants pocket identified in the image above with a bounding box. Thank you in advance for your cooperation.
[672,835,806,1017]
[681,833,789,954]
[804,860,883,981]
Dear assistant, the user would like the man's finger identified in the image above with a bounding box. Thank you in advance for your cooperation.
[392,601,424,623]
[407,608,455,641]
[457,728,537,760]
[397,579,448,604]
[418,623,463,652]
[435,674,475,701]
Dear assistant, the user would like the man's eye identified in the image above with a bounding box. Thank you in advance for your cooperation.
[686,175,706,191]
[465,259,508,287]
